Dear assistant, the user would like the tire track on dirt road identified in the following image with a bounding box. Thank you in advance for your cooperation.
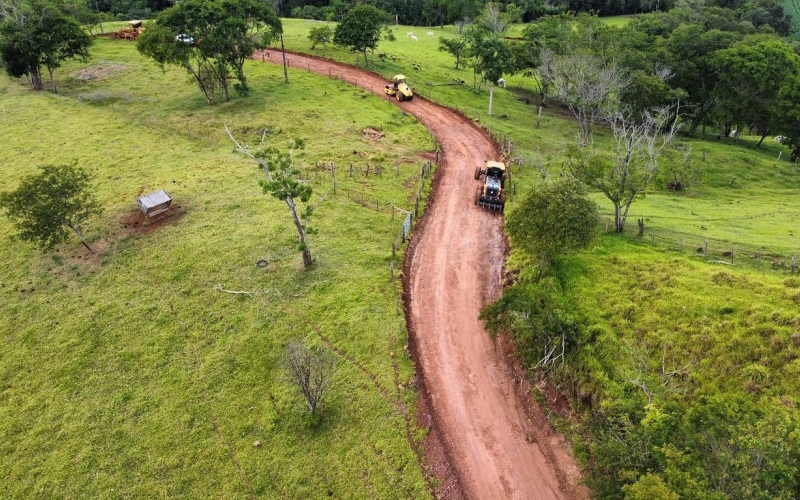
[256,49,587,500]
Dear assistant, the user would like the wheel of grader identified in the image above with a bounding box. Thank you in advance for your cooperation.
[474,167,481,180]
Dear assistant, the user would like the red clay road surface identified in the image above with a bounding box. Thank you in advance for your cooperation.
[258,50,587,500]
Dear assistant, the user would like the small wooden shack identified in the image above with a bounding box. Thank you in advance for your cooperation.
[137,190,172,218]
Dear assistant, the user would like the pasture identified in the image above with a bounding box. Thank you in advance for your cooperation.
[0,37,432,498]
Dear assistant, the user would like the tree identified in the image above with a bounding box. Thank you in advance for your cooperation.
[622,474,679,500]
[258,139,316,268]
[333,4,387,66]
[0,164,102,253]
[0,0,91,92]
[773,73,800,162]
[566,106,681,232]
[507,178,598,263]
[284,339,335,414]
[307,25,332,56]
[466,29,515,116]
[710,35,800,146]
[438,34,466,69]
[540,50,627,146]
[226,127,321,268]
[137,0,281,104]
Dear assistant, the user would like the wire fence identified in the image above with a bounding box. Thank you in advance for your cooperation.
[613,222,799,273]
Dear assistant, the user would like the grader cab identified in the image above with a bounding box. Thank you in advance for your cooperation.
[474,161,506,212]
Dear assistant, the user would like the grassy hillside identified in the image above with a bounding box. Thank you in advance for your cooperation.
[279,19,800,261]
[0,38,433,498]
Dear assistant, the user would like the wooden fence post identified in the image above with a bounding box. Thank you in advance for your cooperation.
[792,253,797,273]
[704,240,708,257]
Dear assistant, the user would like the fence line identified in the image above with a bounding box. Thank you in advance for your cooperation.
[613,223,799,273]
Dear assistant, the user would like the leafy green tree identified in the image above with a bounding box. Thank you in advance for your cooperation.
[307,25,332,55]
[258,139,316,268]
[660,24,741,136]
[507,178,598,263]
[773,73,800,162]
[137,0,280,104]
[710,35,800,146]
[438,34,467,69]
[0,0,91,92]
[333,4,388,66]
[623,474,679,500]
[466,29,515,115]
[0,164,102,253]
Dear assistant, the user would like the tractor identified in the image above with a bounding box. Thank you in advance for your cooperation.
[474,160,507,212]
[384,75,413,102]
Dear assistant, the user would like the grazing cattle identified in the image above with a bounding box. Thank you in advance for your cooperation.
[410,35,419,41]
[497,78,506,88]
[427,31,434,36]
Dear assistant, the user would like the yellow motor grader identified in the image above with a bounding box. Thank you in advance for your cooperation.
[384,75,413,102]
[474,161,507,212]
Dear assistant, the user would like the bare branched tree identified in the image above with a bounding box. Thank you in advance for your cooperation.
[567,105,681,232]
[540,50,628,147]
[478,3,506,34]
[284,339,335,414]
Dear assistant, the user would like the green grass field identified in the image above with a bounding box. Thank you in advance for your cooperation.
[3,15,800,498]
[0,37,433,498]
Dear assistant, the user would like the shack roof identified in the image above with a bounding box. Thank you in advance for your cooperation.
[137,190,171,210]
[129,20,143,27]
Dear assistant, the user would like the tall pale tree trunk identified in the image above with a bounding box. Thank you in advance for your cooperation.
[488,85,494,117]
[287,197,312,268]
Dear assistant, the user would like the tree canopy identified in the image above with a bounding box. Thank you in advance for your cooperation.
[333,4,388,65]
[0,0,91,91]
[0,164,102,252]
[137,0,281,104]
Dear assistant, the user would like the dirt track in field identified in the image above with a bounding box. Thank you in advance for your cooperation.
[257,50,587,500]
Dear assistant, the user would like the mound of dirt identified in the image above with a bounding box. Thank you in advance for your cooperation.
[362,128,385,140]
[71,62,131,81]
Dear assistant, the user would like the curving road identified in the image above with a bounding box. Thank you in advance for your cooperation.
[258,50,586,500]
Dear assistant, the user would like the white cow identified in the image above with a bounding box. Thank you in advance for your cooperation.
[410,35,419,41]
[497,78,506,88]
[406,32,413,37]
[427,31,434,36]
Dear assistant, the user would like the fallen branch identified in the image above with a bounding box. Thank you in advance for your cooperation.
[215,283,255,295]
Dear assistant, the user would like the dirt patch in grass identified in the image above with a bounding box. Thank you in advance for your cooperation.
[363,128,385,140]
[121,205,186,234]
[71,62,131,81]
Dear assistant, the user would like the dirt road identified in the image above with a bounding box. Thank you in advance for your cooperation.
[258,50,586,500]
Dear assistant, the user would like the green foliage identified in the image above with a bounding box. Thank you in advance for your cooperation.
[307,25,333,54]
[137,0,281,102]
[256,138,316,267]
[465,29,515,86]
[437,35,466,69]
[622,473,679,500]
[710,35,800,144]
[333,4,389,65]
[0,2,92,91]
[506,178,598,262]
[480,275,582,371]
[0,164,102,252]
[772,73,800,161]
